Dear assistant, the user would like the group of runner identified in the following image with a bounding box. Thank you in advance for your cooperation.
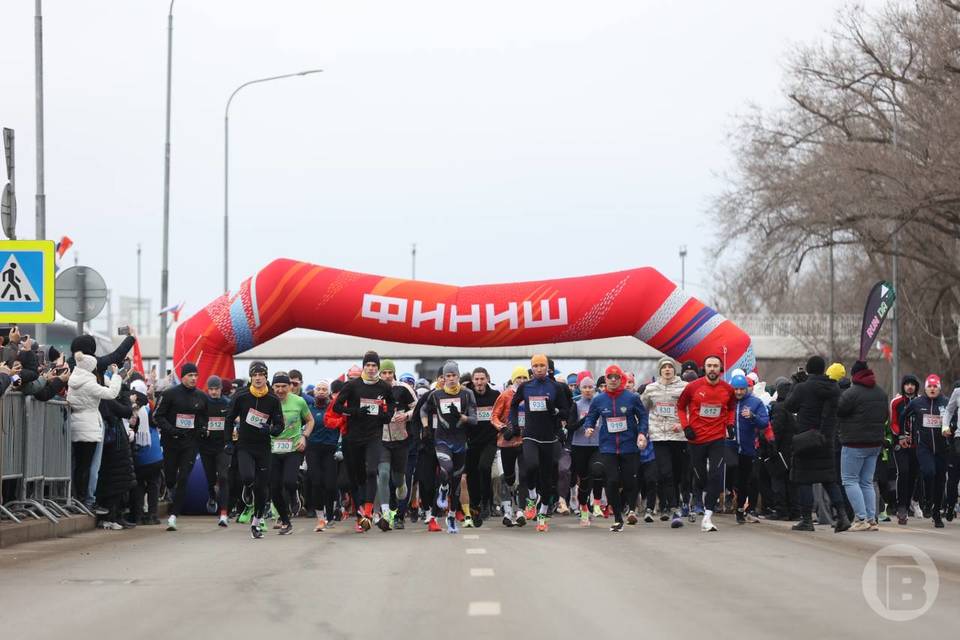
[148,350,956,538]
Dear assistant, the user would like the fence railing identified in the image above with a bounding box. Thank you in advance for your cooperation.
[728,314,862,338]
[0,392,89,524]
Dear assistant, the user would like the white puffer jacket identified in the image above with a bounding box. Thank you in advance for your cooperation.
[640,374,687,442]
[67,353,123,443]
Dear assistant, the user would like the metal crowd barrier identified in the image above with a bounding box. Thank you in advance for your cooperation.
[0,391,86,524]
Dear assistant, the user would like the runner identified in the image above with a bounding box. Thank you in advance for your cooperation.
[510,355,570,532]
[728,374,769,524]
[568,376,604,526]
[375,359,417,531]
[640,357,688,528]
[491,366,529,527]
[891,374,921,524]
[424,361,477,533]
[270,372,314,535]
[332,351,397,532]
[903,374,949,528]
[153,362,209,532]
[414,369,445,532]
[306,380,338,531]
[224,361,285,539]
[465,367,501,525]
[200,375,232,527]
[677,355,737,532]
[582,364,649,532]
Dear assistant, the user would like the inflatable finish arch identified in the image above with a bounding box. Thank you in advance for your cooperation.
[173,259,755,383]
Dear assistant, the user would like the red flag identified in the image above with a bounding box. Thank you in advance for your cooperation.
[132,340,145,375]
[56,236,74,259]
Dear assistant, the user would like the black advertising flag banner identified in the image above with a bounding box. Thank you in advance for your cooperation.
[859,281,896,361]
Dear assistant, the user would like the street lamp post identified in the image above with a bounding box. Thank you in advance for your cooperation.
[679,245,687,290]
[34,0,46,347]
[223,69,322,294]
[159,0,175,377]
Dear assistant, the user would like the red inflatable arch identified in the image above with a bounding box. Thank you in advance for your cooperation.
[173,259,755,383]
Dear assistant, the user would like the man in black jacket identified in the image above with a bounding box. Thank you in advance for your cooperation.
[153,362,208,531]
[784,355,851,532]
[837,360,889,531]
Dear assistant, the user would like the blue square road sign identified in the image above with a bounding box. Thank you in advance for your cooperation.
[0,240,55,323]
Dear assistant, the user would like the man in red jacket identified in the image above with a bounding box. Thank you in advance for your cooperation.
[677,355,736,532]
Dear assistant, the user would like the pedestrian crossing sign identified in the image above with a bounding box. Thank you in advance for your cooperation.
[0,240,55,322]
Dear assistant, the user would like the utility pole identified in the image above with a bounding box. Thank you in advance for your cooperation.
[679,246,687,290]
[829,216,835,363]
[411,243,417,280]
[35,0,47,347]
[159,0,175,376]
[891,97,900,394]
[137,243,142,334]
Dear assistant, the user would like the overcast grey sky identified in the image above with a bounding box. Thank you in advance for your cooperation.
[1,1,883,332]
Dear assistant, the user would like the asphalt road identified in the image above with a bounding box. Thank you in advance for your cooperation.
[1,513,957,640]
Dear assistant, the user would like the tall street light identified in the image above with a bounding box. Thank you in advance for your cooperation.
[223,69,322,294]
[159,0,175,378]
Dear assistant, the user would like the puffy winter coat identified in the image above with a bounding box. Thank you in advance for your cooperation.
[836,369,889,446]
[785,373,840,484]
[640,377,687,442]
[67,354,123,443]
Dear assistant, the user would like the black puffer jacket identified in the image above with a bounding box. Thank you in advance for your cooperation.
[785,373,841,484]
[837,369,889,446]
[96,384,136,501]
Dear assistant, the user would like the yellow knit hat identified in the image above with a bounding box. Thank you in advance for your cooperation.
[511,366,530,382]
[826,362,846,381]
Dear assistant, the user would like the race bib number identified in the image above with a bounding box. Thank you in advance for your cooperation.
[207,417,225,432]
[359,398,380,416]
[384,421,409,441]
[529,396,548,412]
[246,409,268,428]
[175,413,195,429]
[517,411,525,427]
[655,403,677,418]
[271,439,294,454]
[438,398,462,414]
[606,416,628,433]
[923,414,943,429]
[477,407,493,422]
[699,404,722,419]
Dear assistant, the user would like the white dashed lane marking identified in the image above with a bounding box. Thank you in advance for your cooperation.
[470,568,495,577]
[468,601,501,616]
[466,548,487,555]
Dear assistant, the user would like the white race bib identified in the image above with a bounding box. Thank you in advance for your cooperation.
[699,404,722,419]
[529,396,548,412]
[517,411,525,427]
[438,398,462,414]
[360,398,380,415]
[175,413,195,429]
[606,416,628,433]
[923,414,943,429]
[655,403,677,418]
[246,408,268,428]
[477,407,493,422]
[271,439,294,454]
[207,417,225,432]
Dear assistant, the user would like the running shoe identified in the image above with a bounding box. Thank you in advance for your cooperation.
[206,497,218,514]
[580,510,591,527]
[897,507,908,525]
[502,515,514,528]
[945,506,956,522]
[911,501,924,518]
[278,521,293,535]
[456,510,465,522]
[100,521,122,530]
[463,515,475,529]
[377,513,392,532]
[536,515,548,532]
[166,515,177,531]
[447,514,459,534]
[524,499,537,521]
[427,517,442,532]
[557,497,570,515]
[392,511,404,530]
[610,521,624,533]
[437,485,449,510]
[643,509,654,523]
[879,510,891,523]
[701,514,718,532]
[218,514,229,528]
[314,518,327,532]
[670,511,684,529]
[933,511,945,528]
[515,513,527,527]
[745,511,761,523]
[358,515,372,532]
[626,511,639,525]
[659,510,670,522]
[693,504,705,516]
[354,522,365,533]
[868,519,879,531]
[680,504,690,518]
[736,509,746,525]
[592,503,604,519]
[251,524,263,539]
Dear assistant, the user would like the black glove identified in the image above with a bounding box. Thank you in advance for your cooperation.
[223,442,235,455]
[558,426,568,445]
[501,425,515,441]
[726,424,736,440]
[683,426,696,441]
[269,422,285,437]
[198,425,209,439]
[361,404,377,416]
[546,397,556,415]
[445,404,461,427]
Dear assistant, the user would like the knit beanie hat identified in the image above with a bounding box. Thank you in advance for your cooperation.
[443,361,460,377]
[805,356,826,376]
[380,359,396,373]
[180,363,198,378]
[851,361,868,376]
[826,363,846,381]
[362,351,380,367]
[206,375,222,389]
